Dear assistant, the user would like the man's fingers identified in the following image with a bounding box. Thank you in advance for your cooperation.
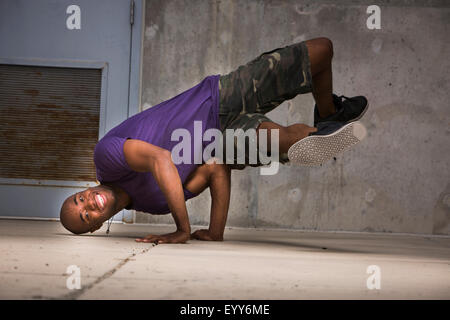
[190,230,202,240]
[142,239,158,243]
[190,231,199,238]
[190,229,212,241]
[160,236,187,244]
[156,236,168,244]
[136,232,190,244]
[135,235,158,243]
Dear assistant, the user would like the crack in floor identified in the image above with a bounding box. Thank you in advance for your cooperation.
[58,244,157,300]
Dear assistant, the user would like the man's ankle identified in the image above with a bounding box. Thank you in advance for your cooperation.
[317,105,336,118]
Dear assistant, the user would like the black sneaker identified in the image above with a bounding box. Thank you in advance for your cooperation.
[287,121,367,166]
[314,94,369,126]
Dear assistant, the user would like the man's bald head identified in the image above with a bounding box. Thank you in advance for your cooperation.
[59,185,120,235]
[60,195,91,234]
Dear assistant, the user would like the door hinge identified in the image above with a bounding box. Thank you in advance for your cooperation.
[130,0,135,25]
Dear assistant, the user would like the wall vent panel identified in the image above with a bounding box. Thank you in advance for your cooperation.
[0,64,101,181]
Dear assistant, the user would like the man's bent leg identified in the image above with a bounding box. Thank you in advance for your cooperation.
[305,38,369,126]
[305,37,335,118]
[257,119,367,167]
[218,39,314,133]
[257,121,317,154]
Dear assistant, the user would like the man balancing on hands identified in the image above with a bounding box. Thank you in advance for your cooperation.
[60,37,368,243]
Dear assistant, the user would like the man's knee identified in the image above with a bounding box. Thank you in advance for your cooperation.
[317,37,333,59]
[307,37,334,59]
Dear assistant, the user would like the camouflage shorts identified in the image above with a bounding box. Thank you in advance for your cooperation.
[218,40,313,169]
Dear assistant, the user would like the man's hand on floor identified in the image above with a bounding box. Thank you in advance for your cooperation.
[191,229,223,241]
[135,230,190,244]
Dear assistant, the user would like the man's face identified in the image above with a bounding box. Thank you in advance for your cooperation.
[60,185,118,234]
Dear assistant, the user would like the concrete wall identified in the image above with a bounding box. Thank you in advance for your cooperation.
[136,0,450,235]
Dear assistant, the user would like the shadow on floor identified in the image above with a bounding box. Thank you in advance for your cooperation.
[227,238,368,254]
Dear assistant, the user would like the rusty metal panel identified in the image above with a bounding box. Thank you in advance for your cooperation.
[0,64,101,181]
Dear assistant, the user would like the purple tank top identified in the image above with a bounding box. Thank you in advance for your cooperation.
[94,75,220,214]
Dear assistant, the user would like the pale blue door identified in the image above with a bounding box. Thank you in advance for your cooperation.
[0,0,143,221]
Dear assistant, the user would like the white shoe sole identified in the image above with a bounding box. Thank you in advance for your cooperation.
[287,121,367,166]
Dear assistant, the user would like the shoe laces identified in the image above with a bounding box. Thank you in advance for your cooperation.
[338,95,351,101]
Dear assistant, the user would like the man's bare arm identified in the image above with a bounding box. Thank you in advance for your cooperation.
[122,139,190,243]
[187,161,231,241]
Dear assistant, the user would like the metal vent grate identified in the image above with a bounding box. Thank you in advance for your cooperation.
[0,64,101,181]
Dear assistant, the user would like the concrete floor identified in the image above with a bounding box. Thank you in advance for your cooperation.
[0,219,449,300]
